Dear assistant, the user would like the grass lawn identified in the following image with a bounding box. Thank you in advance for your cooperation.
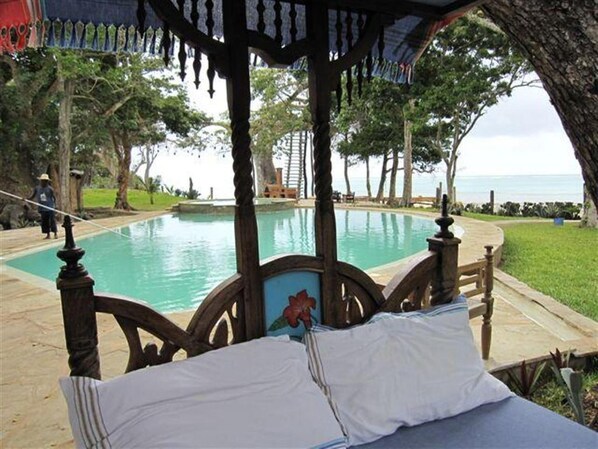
[462,212,547,222]
[83,188,181,211]
[500,222,598,320]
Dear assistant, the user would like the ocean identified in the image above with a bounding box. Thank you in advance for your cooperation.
[331,174,584,204]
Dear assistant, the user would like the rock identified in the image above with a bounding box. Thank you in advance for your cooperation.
[0,203,36,230]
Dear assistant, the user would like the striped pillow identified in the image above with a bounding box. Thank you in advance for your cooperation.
[60,336,348,449]
[304,299,512,446]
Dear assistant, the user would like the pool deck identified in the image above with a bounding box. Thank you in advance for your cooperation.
[1,207,597,448]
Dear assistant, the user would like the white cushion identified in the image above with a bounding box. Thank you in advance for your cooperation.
[304,303,513,446]
[60,336,347,449]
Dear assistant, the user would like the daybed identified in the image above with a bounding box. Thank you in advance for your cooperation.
[16,0,591,447]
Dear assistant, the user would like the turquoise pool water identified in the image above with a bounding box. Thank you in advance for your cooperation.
[7,209,438,312]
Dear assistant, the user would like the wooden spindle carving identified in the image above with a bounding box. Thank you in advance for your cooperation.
[335,9,343,112]
[190,0,202,87]
[137,0,147,33]
[206,0,216,97]
[223,0,263,340]
[205,0,214,36]
[345,10,353,105]
[256,0,266,34]
[289,1,298,42]
[162,21,171,66]
[178,37,187,80]
[482,245,494,360]
[377,26,385,64]
[273,0,283,44]
[427,194,461,306]
[307,2,340,327]
[366,48,373,81]
[356,12,364,96]
[56,216,101,379]
[177,0,187,80]
[193,51,202,88]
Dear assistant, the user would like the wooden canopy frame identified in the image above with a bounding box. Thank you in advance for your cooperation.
[55,0,481,379]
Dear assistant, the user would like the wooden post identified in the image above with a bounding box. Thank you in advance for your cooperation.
[306,2,339,326]
[435,187,441,208]
[427,195,461,306]
[490,190,495,215]
[56,216,101,379]
[481,245,494,360]
[223,0,262,340]
[452,186,457,203]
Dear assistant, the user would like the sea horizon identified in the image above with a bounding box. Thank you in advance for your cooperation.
[331,173,584,204]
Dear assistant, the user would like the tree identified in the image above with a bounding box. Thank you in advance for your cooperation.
[415,16,535,203]
[84,54,209,209]
[250,68,310,194]
[146,176,162,205]
[481,0,598,226]
[0,49,58,197]
[334,78,439,204]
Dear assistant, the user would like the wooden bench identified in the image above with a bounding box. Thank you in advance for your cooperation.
[411,196,437,207]
[342,192,355,203]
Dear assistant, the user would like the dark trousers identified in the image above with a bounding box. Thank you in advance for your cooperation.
[40,210,57,234]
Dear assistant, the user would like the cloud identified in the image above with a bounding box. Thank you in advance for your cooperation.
[470,84,565,138]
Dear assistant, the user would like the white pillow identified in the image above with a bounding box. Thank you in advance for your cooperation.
[60,336,347,449]
[304,304,513,446]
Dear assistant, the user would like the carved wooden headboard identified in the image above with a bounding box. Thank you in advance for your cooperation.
[56,206,460,380]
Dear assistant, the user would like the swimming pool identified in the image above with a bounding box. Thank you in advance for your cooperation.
[7,209,439,313]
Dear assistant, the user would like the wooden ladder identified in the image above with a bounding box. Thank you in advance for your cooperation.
[283,131,306,198]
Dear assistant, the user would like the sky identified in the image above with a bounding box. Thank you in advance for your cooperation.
[141,67,582,199]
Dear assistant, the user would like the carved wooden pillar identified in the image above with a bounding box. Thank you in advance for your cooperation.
[56,216,101,379]
[223,0,262,340]
[481,245,494,360]
[306,2,340,326]
[427,195,461,306]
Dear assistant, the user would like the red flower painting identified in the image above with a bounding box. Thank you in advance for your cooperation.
[283,289,316,328]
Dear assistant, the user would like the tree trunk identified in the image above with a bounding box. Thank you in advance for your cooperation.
[56,61,74,214]
[365,156,372,199]
[302,130,309,199]
[582,184,598,227]
[387,145,400,206]
[112,132,132,210]
[375,151,389,203]
[343,154,352,195]
[254,151,276,197]
[401,100,415,207]
[143,148,151,188]
[482,0,598,227]
[445,154,457,205]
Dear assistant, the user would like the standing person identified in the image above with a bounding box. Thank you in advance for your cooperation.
[29,173,58,239]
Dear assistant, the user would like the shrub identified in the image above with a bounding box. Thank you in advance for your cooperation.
[464,203,481,213]
[499,201,521,217]
[450,201,464,216]
[480,202,494,214]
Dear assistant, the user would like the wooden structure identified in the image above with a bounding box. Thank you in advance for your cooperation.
[458,245,495,359]
[343,191,355,203]
[53,0,485,379]
[411,195,437,207]
[263,167,298,199]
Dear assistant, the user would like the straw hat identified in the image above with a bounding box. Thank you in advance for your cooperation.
[38,174,51,181]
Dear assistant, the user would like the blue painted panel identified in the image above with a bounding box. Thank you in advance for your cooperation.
[264,272,321,340]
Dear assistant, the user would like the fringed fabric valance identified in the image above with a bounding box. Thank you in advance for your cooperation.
[0,0,469,84]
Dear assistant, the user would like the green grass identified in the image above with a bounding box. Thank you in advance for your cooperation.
[500,223,598,320]
[83,188,182,211]
[462,212,546,222]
